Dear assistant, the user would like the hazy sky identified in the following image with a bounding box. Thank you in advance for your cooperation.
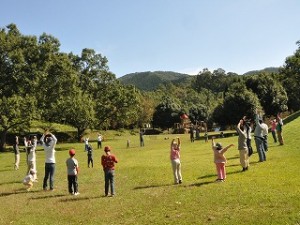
[1,0,299,77]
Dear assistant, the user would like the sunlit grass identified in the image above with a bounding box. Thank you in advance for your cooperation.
[1,119,300,224]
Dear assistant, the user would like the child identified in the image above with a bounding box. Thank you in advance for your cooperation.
[86,144,93,168]
[66,149,79,195]
[101,146,118,197]
[170,137,182,184]
[23,169,36,191]
[211,137,234,182]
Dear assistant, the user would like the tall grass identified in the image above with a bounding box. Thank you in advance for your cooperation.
[1,119,300,225]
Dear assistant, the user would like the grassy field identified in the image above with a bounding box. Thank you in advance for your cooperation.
[1,119,300,225]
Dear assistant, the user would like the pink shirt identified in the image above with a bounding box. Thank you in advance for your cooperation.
[170,147,180,160]
[213,147,228,163]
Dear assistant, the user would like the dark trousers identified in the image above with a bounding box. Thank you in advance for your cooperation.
[43,163,55,190]
[88,155,93,168]
[104,169,115,196]
[68,175,78,194]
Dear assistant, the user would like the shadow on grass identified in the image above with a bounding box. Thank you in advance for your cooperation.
[30,194,66,200]
[0,189,40,197]
[133,183,173,190]
[193,170,246,187]
[0,180,21,186]
[227,156,240,160]
[189,181,215,187]
[59,196,101,202]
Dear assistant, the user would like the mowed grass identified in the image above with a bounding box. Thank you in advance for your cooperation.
[1,120,300,225]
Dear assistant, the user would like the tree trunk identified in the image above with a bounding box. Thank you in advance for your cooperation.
[0,130,8,152]
[77,127,85,142]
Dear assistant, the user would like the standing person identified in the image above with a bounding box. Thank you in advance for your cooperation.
[254,110,266,162]
[25,136,38,181]
[139,129,145,147]
[86,144,94,168]
[97,133,103,149]
[270,119,277,143]
[101,146,118,197]
[40,132,57,191]
[84,137,89,151]
[189,125,195,142]
[243,117,253,157]
[211,137,234,182]
[66,149,80,195]
[237,119,250,172]
[170,137,182,184]
[261,120,269,152]
[13,135,20,170]
[276,113,284,145]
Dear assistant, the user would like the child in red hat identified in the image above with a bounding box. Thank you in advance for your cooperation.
[101,146,118,197]
[66,149,79,195]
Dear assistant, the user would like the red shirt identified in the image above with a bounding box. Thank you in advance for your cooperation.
[101,154,118,170]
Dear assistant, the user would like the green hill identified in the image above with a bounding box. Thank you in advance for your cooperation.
[118,71,193,91]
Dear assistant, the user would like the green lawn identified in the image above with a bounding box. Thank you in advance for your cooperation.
[1,119,300,225]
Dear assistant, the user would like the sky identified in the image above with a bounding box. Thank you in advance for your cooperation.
[1,0,300,77]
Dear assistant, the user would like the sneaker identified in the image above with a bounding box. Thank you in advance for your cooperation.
[74,192,80,196]
[179,180,182,184]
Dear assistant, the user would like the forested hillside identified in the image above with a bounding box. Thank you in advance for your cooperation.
[118,71,192,91]
[118,68,280,91]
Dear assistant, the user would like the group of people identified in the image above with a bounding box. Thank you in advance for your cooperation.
[212,110,284,182]
[170,110,285,184]
[17,112,285,194]
[17,131,118,197]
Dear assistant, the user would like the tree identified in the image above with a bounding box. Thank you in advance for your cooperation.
[212,83,260,128]
[245,73,288,115]
[280,41,300,112]
[0,95,36,151]
[152,96,182,129]
[59,91,95,141]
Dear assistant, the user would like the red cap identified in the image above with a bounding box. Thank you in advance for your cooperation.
[104,146,111,152]
[69,149,76,156]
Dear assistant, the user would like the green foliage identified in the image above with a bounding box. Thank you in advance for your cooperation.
[245,73,288,115]
[152,96,182,129]
[119,71,191,91]
[280,41,300,111]
[213,83,260,127]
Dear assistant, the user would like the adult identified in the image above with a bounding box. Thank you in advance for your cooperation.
[13,135,20,170]
[189,125,195,142]
[243,117,253,157]
[276,113,284,145]
[254,110,266,162]
[170,137,182,184]
[97,133,103,149]
[237,119,249,171]
[270,119,277,143]
[261,120,269,152]
[40,132,57,191]
[139,129,145,147]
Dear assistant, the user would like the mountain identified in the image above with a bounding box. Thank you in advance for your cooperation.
[243,67,280,76]
[118,67,280,91]
[118,71,193,91]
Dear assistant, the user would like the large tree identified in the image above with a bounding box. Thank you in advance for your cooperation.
[212,82,260,128]
[280,41,300,112]
[152,96,182,129]
[0,95,36,151]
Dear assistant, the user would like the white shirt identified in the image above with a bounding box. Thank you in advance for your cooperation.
[40,134,57,163]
